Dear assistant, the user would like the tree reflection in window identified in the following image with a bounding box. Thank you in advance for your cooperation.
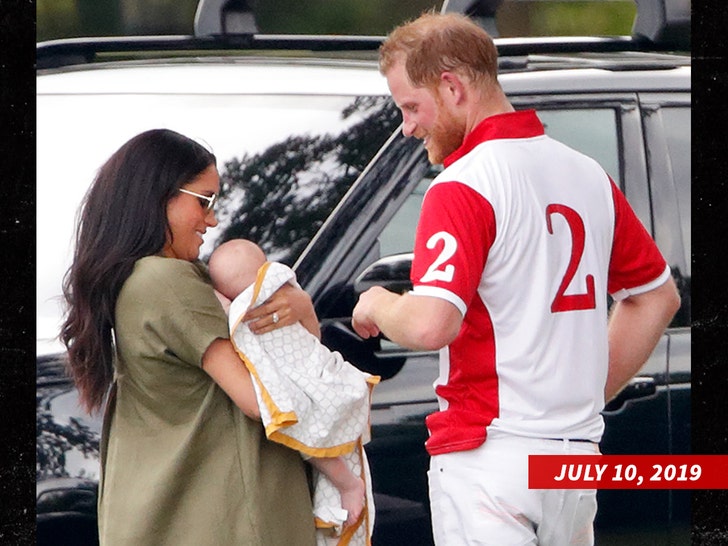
[37,357,101,481]
[214,96,400,265]
[37,398,100,481]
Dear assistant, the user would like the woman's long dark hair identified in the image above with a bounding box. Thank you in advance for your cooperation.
[61,129,216,414]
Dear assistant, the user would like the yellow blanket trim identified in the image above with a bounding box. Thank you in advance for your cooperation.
[313,513,363,546]
[250,261,271,307]
[365,375,380,386]
[268,431,359,458]
[231,324,365,456]
[314,518,337,529]
[231,341,297,426]
[358,441,373,546]
[229,261,300,429]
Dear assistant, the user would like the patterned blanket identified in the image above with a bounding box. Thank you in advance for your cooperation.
[229,262,378,545]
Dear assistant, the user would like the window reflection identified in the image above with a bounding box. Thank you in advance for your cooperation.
[538,108,620,183]
[659,106,691,327]
[661,107,691,273]
[211,96,400,265]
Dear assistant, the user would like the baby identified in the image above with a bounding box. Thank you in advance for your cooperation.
[209,239,377,535]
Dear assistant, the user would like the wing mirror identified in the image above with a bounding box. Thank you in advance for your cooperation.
[354,253,413,295]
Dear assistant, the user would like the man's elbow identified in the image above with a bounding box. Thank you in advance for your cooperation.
[395,295,462,351]
[410,317,461,351]
[662,277,682,321]
[668,289,681,317]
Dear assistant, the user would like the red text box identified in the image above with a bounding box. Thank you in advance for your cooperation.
[528,455,728,489]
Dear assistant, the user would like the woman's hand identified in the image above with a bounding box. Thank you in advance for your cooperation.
[243,283,321,339]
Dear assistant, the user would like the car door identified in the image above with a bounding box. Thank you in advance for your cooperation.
[596,92,691,542]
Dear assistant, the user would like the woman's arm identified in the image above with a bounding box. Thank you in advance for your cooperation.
[202,338,261,419]
[243,283,321,339]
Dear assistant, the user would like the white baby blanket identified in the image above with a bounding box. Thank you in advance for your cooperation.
[228,261,378,545]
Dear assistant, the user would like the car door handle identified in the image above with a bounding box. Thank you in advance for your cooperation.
[321,318,367,341]
[319,319,406,379]
[603,377,657,413]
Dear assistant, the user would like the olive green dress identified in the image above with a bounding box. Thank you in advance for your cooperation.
[98,256,316,546]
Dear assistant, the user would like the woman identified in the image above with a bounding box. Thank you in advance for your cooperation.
[61,129,317,545]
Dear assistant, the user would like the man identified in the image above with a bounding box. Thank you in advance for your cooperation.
[352,12,680,546]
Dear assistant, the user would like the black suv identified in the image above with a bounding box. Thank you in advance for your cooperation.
[36,1,690,544]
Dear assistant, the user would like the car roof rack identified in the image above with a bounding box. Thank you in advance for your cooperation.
[441,0,689,48]
[441,0,503,36]
[194,0,258,36]
[37,0,689,70]
[631,0,690,47]
[36,35,386,70]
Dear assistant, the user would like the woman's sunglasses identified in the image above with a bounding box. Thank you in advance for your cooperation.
[178,188,218,212]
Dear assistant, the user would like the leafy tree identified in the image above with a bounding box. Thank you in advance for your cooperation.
[215,96,401,265]
[36,401,99,481]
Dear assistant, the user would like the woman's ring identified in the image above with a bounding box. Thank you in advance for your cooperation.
[272,312,279,324]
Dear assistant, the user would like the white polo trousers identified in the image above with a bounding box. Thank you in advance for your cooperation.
[428,435,600,546]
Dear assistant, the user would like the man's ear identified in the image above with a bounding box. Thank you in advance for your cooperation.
[439,71,466,105]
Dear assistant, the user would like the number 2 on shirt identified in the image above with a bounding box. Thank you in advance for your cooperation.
[420,231,457,283]
[546,204,596,313]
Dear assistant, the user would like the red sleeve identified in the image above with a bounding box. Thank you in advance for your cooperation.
[608,179,669,295]
[411,181,496,308]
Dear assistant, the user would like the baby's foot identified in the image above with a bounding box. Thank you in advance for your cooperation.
[339,476,366,527]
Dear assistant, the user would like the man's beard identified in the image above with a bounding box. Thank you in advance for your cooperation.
[426,100,465,165]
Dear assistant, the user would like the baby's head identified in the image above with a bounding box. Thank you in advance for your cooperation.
[208,239,267,300]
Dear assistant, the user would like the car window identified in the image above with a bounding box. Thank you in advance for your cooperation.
[538,108,620,184]
[215,96,399,264]
[661,106,691,274]
[378,175,433,257]
[376,106,622,255]
[648,104,691,328]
